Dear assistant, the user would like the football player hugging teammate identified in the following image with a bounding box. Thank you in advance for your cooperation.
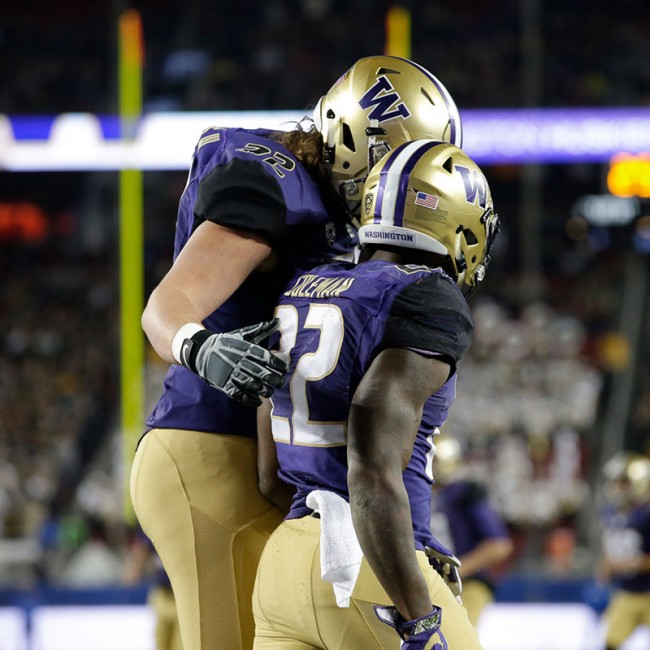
[132,56,464,650]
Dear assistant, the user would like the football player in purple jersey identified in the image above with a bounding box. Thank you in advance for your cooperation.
[254,140,499,649]
[598,451,650,650]
[131,56,463,650]
[122,528,181,650]
[430,437,513,627]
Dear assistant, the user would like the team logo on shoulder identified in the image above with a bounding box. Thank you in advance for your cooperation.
[364,193,374,215]
[325,221,336,247]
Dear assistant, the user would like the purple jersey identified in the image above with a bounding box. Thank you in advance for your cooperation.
[601,502,650,593]
[433,480,510,583]
[270,259,473,551]
[147,127,357,438]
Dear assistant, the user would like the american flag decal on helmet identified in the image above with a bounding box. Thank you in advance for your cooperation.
[414,191,439,209]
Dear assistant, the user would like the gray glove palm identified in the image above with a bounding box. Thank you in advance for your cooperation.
[179,319,287,407]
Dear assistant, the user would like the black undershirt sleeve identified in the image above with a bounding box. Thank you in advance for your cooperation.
[381,272,474,372]
[194,158,288,247]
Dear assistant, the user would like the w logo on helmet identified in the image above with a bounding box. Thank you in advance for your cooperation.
[455,165,489,209]
[359,76,411,123]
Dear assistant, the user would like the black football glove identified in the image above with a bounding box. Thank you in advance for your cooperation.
[375,605,443,650]
[179,319,287,407]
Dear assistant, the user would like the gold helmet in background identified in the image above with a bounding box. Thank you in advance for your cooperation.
[314,55,462,215]
[603,451,650,505]
[360,139,499,290]
[433,437,463,485]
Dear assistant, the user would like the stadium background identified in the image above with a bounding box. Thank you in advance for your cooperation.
[0,0,649,648]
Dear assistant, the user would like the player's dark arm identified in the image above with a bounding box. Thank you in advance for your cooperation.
[347,347,451,622]
[257,398,295,512]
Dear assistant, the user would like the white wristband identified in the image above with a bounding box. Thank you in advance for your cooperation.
[171,322,205,364]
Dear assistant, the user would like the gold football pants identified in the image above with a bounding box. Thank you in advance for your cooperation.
[603,589,650,648]
[459,579,494,628]
[253,516,484,649]
[131,429,284,650]
[148,586,182,650]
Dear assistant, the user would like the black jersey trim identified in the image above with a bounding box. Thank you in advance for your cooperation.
[194,158,287,247]
[382,272,473,367]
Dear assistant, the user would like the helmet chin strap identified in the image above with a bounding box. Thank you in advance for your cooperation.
[453,233,475,296]
[474,262,487,283]
[337,179,363,225]
[335,121,390,223]
[366,120,390,171]
[326,119,393,224]
[323,107,337,165]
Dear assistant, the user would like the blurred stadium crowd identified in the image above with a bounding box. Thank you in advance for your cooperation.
[1,0,649,115]
[0,0,649,591]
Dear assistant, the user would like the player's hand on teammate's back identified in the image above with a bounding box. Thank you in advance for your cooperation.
[375,605,444,649]
[180,319,288,407]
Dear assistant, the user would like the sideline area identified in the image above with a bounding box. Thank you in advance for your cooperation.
[1,601,649,650]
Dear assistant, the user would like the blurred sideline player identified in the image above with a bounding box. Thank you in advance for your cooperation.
[254,139,499,648]
[598,451,650,650]
[430,437,513,627]
[131,56,464,650]
[122,527,183,650]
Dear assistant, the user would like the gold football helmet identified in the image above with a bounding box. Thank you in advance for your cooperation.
[360,139,499,289]
[433,437,462,485]
[314,55,462,214]
[603,451,650,505]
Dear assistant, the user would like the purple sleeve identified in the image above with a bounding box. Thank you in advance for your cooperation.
[192,129,327,248]
[468,500,511,540]
[381,271,473,368]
